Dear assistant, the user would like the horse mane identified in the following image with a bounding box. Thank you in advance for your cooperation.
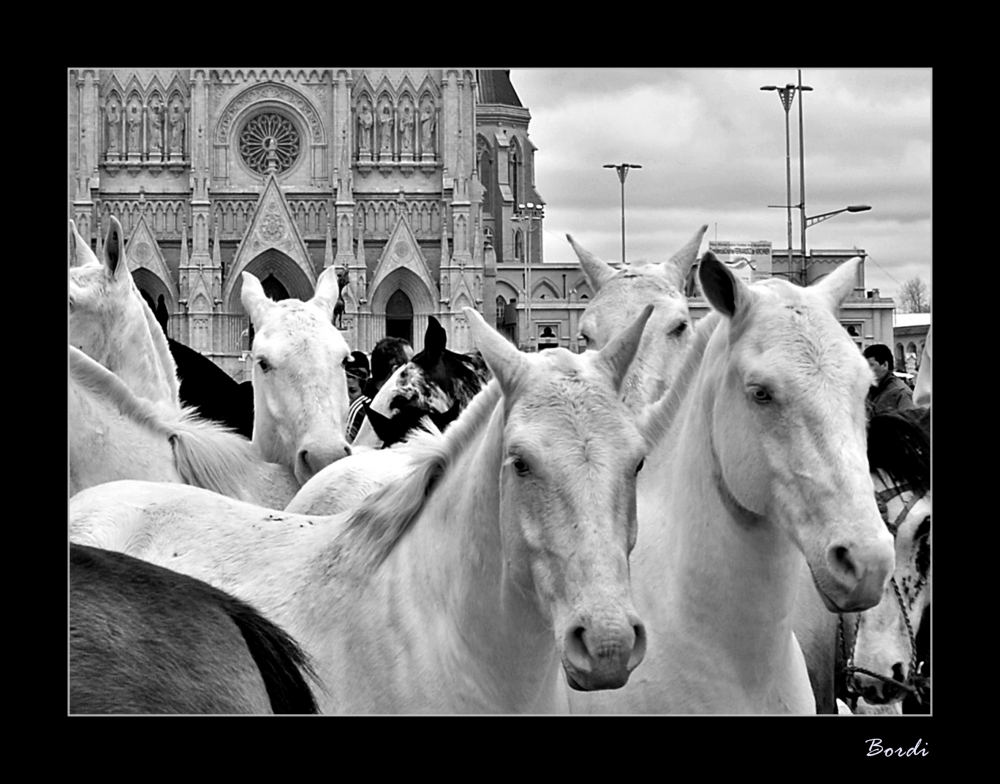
[169,412,265,503]
[639,311,721,446]
[71,345,264,502]
[341,378,503,573]
[70,347,176,438]
[867,407,930,498]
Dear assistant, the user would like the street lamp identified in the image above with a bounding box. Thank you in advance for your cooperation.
[761,83,800,279]
[511,202,544,350]
[801,204,872,283]
[603,163,641,264]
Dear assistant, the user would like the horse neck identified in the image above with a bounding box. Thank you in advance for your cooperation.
[110,297,180,408]
[657,338,804,691]
[69,368,179,494]
[380,400,562,711]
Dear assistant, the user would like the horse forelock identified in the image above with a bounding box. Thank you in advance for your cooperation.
[513,368,642,462]
[342,379,503,573]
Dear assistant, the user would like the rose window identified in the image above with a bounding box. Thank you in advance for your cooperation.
[239,113,301,175]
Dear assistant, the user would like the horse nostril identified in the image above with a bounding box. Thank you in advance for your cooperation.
[892,662,906,683]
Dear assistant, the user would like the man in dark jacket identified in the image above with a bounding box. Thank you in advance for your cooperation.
[863,343,918,415]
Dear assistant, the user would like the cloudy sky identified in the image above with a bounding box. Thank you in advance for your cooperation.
[508,68,931,306]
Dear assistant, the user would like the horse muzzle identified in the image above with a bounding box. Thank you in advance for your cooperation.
[560,614,647,691]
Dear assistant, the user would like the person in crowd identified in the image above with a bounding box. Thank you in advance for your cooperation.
[364,337,414,400]
[345,351,371,442]
[863,343,918,415]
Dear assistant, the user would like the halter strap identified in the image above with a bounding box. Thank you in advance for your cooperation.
[875,482,920,536]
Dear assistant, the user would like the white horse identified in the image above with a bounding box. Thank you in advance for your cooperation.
[568,225,705,414]
[286,363,435,515]
[71,306,661,713]
[69,345,302,506]
[69,217,352,503]
[70,217,179,409]
[566,250,896,713]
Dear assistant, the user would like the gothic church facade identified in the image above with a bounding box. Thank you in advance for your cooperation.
[68,69,573,380]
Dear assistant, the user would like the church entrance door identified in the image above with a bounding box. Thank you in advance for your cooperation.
[385,289,413,345]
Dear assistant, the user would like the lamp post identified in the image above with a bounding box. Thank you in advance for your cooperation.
[603,163,641,264]
[511,202,544,350]
[801,204,872,283]
[761,83,798,279]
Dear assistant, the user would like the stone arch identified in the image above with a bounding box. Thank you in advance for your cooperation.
[532,279,560,301]
[225,247,314,313]
[133,267,174,317]
[216,82,325,148]
[895,342,905,370]
[369,266,437,350]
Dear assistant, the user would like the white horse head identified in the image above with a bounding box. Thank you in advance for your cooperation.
[241,267,352,484]
[569,226,706,412]
[697,251,895,612]
[69,216,179,406]
[464,304,653,690]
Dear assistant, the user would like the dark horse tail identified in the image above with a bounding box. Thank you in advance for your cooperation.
[220,592,321,714]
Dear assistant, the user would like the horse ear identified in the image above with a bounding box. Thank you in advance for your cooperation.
[812,256,862,310]
[69,220,97,268]
[311,266,341,322]
[104,216,129,285]
[425,316,447,356]
[593,304,653,393]
[664,224,708,290]
[241,271,270,326]
[699,251,756,322]
[567,234,617,292]
[464,307,526,397]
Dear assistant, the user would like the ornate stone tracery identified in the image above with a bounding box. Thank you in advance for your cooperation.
[239,113,301,175]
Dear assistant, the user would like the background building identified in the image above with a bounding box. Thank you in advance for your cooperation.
[69,69,896,379]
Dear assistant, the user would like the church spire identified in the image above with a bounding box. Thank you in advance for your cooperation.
[180,218,189,267]
[324,213,334,269]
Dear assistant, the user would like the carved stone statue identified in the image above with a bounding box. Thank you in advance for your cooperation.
[149,103,163,153]
[107,103,121,152]
[378,102,393,158]
[127,104,141,154]
[358,101,373,154]
[169,103,185,152]
[399,103,414,153]
[420,99,435,156]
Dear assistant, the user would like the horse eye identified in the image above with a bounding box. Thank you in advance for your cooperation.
[671,321,688,337]
[750,387,772,404]
[257,357,270,373]
[512,457,530,476]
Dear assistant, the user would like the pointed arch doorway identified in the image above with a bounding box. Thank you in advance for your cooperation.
[385,289,413,345]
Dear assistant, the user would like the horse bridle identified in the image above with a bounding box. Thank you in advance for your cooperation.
[838,481,929,705]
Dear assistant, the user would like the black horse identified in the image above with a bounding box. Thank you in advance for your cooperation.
[70,544,319,714]
[364,316,492,448]
[149,296,254,439]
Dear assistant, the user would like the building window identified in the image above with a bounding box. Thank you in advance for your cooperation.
[514,229,523,259]
[239,112,301,175]
[496,295,506,329]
